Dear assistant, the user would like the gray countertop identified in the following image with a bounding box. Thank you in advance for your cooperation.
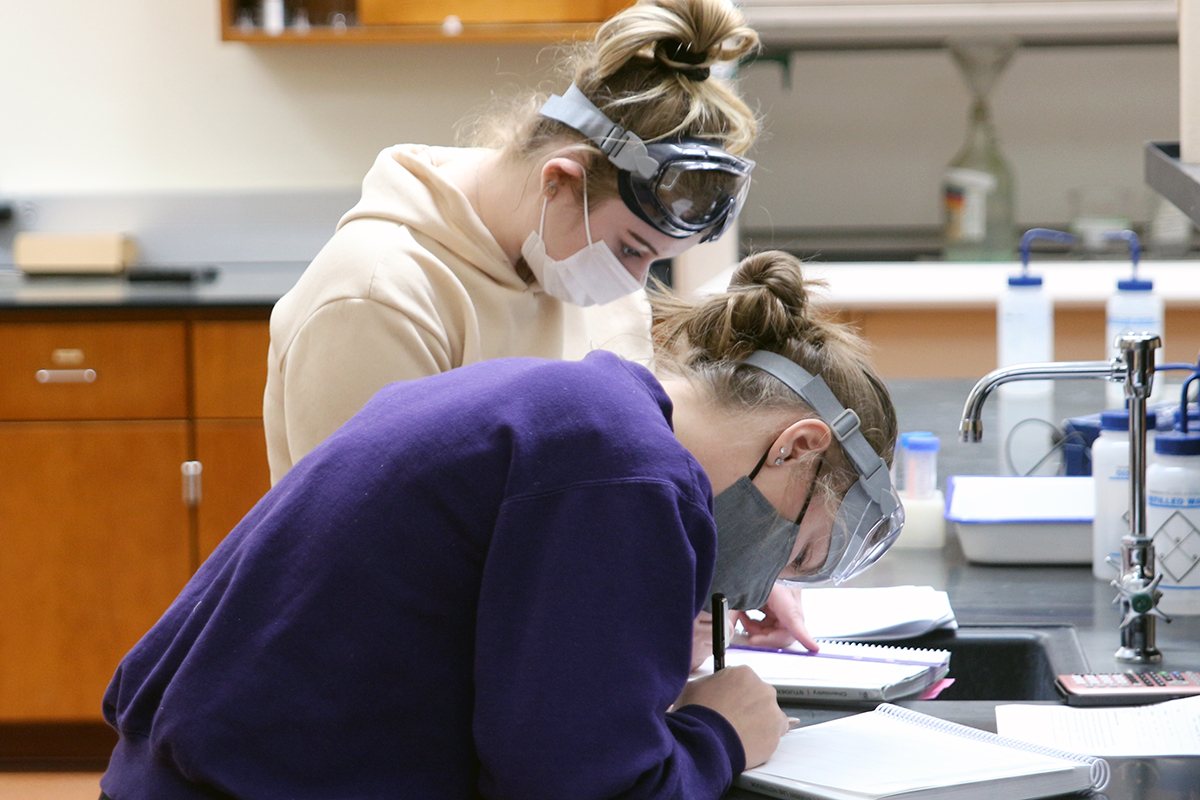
[0,262,306,310]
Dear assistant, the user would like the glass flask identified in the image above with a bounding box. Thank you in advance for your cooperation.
[942,38,1018,262]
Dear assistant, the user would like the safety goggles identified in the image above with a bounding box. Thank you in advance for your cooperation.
[539,84,754,243]
[742,350,905,585]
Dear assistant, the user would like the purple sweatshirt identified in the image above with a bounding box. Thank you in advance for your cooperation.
[101,351,744,800]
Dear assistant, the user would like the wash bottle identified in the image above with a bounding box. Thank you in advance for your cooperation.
[1147,371,1200,615]
[1104,230,1165,408]
[996,229,1072,474]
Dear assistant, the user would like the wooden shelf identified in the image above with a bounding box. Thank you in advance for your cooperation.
[219,0,621,44]
[220,21,600,44]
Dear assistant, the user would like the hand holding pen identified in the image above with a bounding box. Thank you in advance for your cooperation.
[670,592,790,768]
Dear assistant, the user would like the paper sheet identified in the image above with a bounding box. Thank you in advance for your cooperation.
[995,695,1200,757]
[801,585,957,640]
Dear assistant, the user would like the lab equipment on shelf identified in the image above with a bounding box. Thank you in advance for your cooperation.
[1147,371,1200,615]
[261,0,285,35]
[1092,407,1160,580]
[941,37,1018,261]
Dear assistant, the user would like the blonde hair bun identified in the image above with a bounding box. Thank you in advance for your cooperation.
[594,0,759,82]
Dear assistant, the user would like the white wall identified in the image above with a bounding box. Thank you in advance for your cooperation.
[0,1,1180,229]
[0,2,546,193]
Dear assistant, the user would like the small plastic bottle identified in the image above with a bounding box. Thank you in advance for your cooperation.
[894,433,945,549]
[262,0,286,35]
[1104,231,1165,408]
[892,430,933,493]
[1147,378,1200,614]
[1091,407,1159,580]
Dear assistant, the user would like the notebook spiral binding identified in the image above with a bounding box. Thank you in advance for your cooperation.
[875,703,1111,791]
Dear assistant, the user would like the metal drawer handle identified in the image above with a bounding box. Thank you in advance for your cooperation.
[182,461,203,506]
[35,369,97,384]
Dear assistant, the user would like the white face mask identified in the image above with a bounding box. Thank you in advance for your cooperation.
[520,180,644,307]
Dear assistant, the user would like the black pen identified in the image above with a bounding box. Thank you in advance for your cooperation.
[711,592,727,671]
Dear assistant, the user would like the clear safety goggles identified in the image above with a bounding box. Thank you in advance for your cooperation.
[742,350,905,585]
[539,84,755,243]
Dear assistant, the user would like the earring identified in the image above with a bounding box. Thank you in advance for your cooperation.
[774,447,786,466]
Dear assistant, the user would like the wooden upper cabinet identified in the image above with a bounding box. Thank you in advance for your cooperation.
[220,0,633,43]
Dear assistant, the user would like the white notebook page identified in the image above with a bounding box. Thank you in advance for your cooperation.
[753,709,1084,795]
[801,586,955,640]
[995,695,1200,756]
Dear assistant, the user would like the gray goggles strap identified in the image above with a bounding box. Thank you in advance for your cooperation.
[742,351,896,514]
[539,84,659,179]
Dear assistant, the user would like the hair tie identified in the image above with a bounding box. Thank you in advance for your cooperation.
[661,39,711,82]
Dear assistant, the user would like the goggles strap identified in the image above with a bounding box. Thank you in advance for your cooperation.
[540,85,659,179]
[742,350,891,504]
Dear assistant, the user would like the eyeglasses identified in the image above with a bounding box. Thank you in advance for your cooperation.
[741,350,905,585]
[539,84,754,243]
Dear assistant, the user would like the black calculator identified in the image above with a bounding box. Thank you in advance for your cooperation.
[1055,671,1200,706]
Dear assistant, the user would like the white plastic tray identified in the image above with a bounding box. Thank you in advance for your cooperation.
[945,476,1094,565]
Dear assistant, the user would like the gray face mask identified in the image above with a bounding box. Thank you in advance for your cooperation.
[705,475,802,612]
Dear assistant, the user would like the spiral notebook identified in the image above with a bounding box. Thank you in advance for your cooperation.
[693,641,950,702]
[737,703,1109,800]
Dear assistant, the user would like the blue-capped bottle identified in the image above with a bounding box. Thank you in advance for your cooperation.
[1104,230,1165,408]
[1146,373,1200,614]
[995,230,1073,474]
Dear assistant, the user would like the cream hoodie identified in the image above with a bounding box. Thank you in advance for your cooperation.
[264,145,654,484]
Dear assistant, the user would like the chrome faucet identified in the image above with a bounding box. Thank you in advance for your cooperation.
[959,333,1168,663]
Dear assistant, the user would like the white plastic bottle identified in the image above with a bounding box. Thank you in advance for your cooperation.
[262,0,286,35]
[1091,408,1159,579]
[996,229,1064,474]
[1146,416,1200,614]
[1105,232,1165,408]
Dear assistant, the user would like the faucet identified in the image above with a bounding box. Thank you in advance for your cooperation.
[959,333,1168,663]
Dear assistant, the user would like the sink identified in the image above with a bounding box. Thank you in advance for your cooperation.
[881,624,1090,701]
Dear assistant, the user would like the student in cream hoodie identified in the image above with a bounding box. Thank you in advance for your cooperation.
[263,0,822,654]
[265,0,761,483]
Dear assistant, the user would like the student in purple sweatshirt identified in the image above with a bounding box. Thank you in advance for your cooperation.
[100,251,900,800]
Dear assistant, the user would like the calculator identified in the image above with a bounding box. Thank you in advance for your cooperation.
[1055,671,1200,706]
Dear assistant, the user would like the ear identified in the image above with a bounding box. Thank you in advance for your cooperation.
[540,156,587,198]
[768,418,832,467]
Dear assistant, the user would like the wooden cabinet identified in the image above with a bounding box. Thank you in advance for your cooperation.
[220,0,631,44]
[192,320,272,563]
[0,313,271,723]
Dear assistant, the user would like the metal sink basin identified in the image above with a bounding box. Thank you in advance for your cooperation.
[882,624,1090,701]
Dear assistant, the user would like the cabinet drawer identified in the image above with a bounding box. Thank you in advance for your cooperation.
[0,321,187,421]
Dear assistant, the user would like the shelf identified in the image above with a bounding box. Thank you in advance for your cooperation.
[1145,142,1200,230]
[219,0,618,44]
[220,21,601,44]
[741,0,1178,49]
